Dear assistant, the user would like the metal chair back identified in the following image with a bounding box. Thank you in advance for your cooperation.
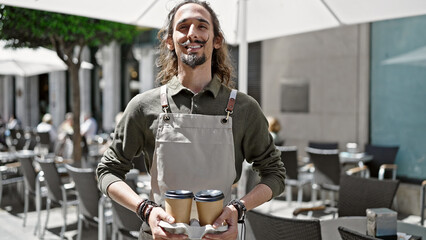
[278,146,298,180]
[364,144,399,179]
[308,141,339,150]
[111,170,143,238]
[307,147,341,186]
[17,156,38,194]
[36,157,63,203]
[338,174,399,217]
[247,209,322,240]
[65,164,100,219]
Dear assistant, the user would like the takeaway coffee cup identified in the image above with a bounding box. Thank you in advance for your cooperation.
[165,190,194,224]
[194,190,225,226]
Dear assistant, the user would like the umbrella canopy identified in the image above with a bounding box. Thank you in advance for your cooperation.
[2,0,426,90]
[0,41,94,77]
[0,41,67,76]
[1,0,426,44]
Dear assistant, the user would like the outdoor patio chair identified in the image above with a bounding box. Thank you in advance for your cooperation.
[108,169,143,240]
[364,144,399,179]
[293,174,399,218]
[17,154,48,235]
[24,130,38,151]
[338,226,381,240]
[245,165,260,194]
[276,146,311,205]
[9,129,27,151]
[308,141,339,150]
[306,147,341,206]
[111,199,141,240]
[37,131,53,155]
[421,180,426,226]
[0,152,24,206]
[36,156,79,239]
[247,209,322,240]
[65,164,113,240]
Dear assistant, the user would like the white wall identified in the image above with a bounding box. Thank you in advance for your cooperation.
[261,24,370,155]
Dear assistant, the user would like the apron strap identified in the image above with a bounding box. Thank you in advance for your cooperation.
[160,85,168,110]
[223,89,238,124]
[160,85,170,120]
[161,84,238,123]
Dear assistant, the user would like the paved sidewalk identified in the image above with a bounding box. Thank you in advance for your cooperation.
[1,186,423,240]
[0,188,98,240]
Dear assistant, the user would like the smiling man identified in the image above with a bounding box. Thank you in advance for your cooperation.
[97,1,286,239]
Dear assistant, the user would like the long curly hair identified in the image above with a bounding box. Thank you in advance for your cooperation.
[156,0,234,87]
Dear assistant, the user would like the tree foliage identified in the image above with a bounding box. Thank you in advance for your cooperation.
[0,5,137,49]
[0,5,141,163]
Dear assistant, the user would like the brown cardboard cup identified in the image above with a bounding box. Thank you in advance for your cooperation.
[194,190,225,226]
[165,190,194,224]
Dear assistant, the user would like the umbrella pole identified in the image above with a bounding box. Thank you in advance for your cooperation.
[238,0,248,94]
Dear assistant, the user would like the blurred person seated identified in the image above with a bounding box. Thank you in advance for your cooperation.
[80,112,97,144]
[57,112,74,140]
[55,112,74,158]
[7,114,22,130]
[36,113,57,143]
[267,116,285,146]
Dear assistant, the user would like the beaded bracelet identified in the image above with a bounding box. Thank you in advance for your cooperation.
[135,199,160,224]
[135,199,145,214]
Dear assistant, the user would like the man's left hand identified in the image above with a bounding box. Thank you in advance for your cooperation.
[202,204,239,240]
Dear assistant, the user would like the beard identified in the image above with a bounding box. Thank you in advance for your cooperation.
[181,53,207,69]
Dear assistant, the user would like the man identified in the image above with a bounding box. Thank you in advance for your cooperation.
[37,113,57,142]
[96,1,285,239]
[80,112,97,144]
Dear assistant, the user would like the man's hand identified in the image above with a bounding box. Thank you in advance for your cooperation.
[203,205,239,240]
[148,207,188,239]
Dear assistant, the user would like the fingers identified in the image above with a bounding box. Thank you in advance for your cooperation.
[154,207,175,224]
[203,224,238,240]
[149,207,187,239]
[204,205,239,240]
[212,205,238,228]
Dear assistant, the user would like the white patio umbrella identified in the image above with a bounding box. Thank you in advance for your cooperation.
[0,41,68,77]
[0,41,94,77]
[1,0,426,89]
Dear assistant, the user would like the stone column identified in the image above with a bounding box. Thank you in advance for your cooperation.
[134,46,156,93]
[79,46,92,116]
[0,76,14,120]
[16,76,39,128]
[101,41,121,133]
[49,71,67,128]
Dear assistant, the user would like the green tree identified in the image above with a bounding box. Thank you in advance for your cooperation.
[0,5,141,163]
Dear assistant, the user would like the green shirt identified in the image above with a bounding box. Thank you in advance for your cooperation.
[96,75,286,198]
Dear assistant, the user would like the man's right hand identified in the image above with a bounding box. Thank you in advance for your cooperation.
[148,207,188,239]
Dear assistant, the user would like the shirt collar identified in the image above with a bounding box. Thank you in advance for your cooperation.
[167,75,222,98]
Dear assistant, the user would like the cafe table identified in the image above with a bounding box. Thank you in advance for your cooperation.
[320,216,426,240]
[339,152,373,167]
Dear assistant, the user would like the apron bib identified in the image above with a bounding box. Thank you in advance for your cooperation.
[150,85,238,213]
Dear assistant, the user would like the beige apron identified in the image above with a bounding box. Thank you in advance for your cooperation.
[150,85,238,211]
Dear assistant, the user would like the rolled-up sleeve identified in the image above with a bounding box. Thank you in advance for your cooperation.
[96,96,146,196]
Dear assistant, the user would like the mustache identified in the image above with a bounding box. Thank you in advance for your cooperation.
[179,38,209,46]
